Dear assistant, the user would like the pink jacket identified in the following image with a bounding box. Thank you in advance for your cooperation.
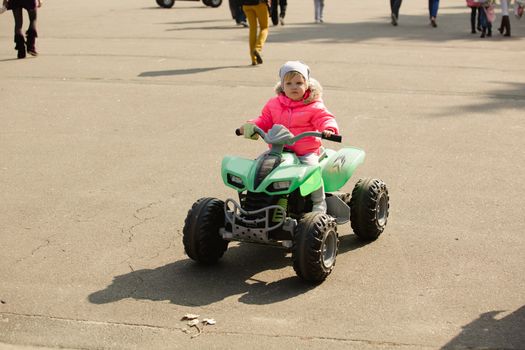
[249,78,339,156]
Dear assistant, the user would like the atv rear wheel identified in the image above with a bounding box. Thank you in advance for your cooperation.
[183,197,228,264]
[292,213,338,283]
[350,178,389,241]
[156,0,175,8]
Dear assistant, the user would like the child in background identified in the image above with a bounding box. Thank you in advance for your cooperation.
[239,61,339,213]
[3,0,42,59]
[479,0,495,38]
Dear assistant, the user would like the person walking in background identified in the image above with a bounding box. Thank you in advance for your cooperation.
[270,0,287,26]
[428,0,440,27]
[390,0,402,26]
[242,0,269,66]
[479,0,495,37]
[3,0,42,59]
[498,0,511,36]
[314,0,325,23]
[466,0,482,33]
[229,0,248,27]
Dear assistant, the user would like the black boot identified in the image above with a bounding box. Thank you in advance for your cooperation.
[480,27,486,38]
[487,23,492,37]
[498,17,504,34]
[14,34,26,59]
[503,15,511,36]
[26,28,38,56]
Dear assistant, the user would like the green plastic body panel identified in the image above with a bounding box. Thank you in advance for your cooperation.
[222,152,321,196]
[320,147,366,192]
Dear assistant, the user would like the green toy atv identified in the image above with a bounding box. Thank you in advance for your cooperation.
[183,124,389,283]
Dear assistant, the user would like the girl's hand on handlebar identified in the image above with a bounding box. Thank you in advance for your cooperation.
[322,130,334,138]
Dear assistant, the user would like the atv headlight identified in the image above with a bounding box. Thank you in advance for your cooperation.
[270,181,291,191]
[227,174,244,189]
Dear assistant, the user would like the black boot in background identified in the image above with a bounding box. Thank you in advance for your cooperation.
[503,15,511,36]
[14,34,26,59]
[26,28,38,56]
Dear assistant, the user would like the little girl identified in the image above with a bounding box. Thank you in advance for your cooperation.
[239,61,339,213]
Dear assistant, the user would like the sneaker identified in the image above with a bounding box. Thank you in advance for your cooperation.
[312,201,327,213]
[279,17,285,25]
[391,13,398,26]
[240,21,248,27]
[430,17,437,27]
[253,50,263,64]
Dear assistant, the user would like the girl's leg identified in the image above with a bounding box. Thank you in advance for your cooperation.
[12,8,26,58]
[26,8,38,55]
[243,5,257,64]
[12,7,24,35]
[298,153,326,213]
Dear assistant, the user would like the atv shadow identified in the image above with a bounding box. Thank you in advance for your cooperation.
[88,243,316,307]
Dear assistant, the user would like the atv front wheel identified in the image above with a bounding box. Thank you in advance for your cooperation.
[156,0,175,8]
[350,178,389,241]
[292,213,338,283]
[183,197,228,264]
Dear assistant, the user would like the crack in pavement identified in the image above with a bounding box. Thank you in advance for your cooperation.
[0,312,435,348]
[123,201,162,243]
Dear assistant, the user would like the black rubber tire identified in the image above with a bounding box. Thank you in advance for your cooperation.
[292,213,338,283]
[350,178,389,241]
[203,0,222,7]
[156,0,175,8]
[183,197,228,264]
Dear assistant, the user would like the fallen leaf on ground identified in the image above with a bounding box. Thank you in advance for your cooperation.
[187,319,200,327]
[181,313,199,321]
[202,318,216,325]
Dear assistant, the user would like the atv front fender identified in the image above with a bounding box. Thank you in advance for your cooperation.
[321,147,366,192]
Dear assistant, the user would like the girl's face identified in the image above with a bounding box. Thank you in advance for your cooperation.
[283,74,308,101]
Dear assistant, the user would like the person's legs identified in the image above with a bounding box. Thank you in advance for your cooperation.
[253,2,268,58]
[279,0,287,18]
[243,5,258,64]
[11,7,26,58]
[319,0,324,22]
[470,7,477,33]
[392,0,402,17]
[26,8,38,55]
[479,7,488,37]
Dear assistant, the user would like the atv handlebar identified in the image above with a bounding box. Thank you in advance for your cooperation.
[235,128,342,143]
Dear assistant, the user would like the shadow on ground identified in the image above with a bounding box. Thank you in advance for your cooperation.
[88,233,367,306]
[139,65,247,77]
[442,305,525,349]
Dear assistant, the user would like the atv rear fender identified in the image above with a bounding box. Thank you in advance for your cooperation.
[321,147,366,192]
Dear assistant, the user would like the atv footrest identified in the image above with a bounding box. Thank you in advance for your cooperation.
[222,198,287,243]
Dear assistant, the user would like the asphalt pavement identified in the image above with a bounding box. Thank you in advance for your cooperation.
[1,0,524,349]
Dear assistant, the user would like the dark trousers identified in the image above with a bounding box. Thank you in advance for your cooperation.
[470,6,481,32]
[390,0,402,17]
[428,0,439,18]
[270,0,287,25]
[229,0,246,24]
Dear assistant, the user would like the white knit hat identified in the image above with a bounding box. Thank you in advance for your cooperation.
[279,61,310,85]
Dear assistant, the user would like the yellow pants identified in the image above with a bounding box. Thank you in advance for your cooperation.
[242,2,269,64]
